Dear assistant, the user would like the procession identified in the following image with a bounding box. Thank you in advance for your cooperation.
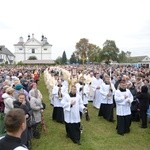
[1,0,150,149]
[0,64,149,149]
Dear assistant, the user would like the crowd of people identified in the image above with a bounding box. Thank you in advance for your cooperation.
[0,64,150,149]
[44,64,150,144]
[0,66,46,150]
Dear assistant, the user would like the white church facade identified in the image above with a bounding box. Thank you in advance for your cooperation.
[14,34,52,63]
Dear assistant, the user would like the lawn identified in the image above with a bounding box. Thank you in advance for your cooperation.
[32,75,150,150]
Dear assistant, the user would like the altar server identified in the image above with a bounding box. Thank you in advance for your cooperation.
[52,79,67,123]
[76,76,90,121]
[114,79,133,135]
[91,73,103,109]
[98,75,115,121]
[61,85,87,145]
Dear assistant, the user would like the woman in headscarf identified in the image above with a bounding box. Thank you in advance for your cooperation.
[13,84,29,102]
[2,87,16,114]
[29,83,43,138]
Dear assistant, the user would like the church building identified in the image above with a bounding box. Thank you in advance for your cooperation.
[14,34,52,63]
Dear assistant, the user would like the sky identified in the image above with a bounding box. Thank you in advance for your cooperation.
[0,0,150,59]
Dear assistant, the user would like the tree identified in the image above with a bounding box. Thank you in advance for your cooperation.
[75,38,89,63]
[28,56,37,60]
[55,56,62,65]
[87,44,102,63]
[126,51,131,63]
[17,61,23,65]
[118,51,127,63]
[61,51,67,64]
[87,44,97,63]
[5,61,8,65]
[70,53,77,64]
[95,47,103,63]
[126,51,131,57]
[101,40,119,64]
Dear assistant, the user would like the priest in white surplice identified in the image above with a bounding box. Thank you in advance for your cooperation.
[98,75,116,122]
[114,79,133,135]
[76,77,89,106]
[76,76,90,121]
[52,79,68,123]
[86,72,96,102]
[61,85,87,145]
[91,73,103,109]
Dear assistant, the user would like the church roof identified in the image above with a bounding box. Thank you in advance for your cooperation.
[24,38,41,45]
[0,45,15,57]
[14,42,24,46]
[42,41,52,46]
[14,34,52,46]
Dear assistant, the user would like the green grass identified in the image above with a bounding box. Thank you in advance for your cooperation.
[32,75,150,150]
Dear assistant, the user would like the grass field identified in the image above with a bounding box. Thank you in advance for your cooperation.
[32,75,150,150]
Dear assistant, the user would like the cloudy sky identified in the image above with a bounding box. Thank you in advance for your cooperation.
[0,0,150,59]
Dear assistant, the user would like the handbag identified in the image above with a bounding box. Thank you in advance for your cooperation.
[42,102,46,110]
[27,114,37,128]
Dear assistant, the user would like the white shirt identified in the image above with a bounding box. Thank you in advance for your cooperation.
[61,93,85,123]
[52,85,68,107]
[100,82,115,104]
[115,89,133,116]
[91,78,103,91]
[76,83,89,105]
